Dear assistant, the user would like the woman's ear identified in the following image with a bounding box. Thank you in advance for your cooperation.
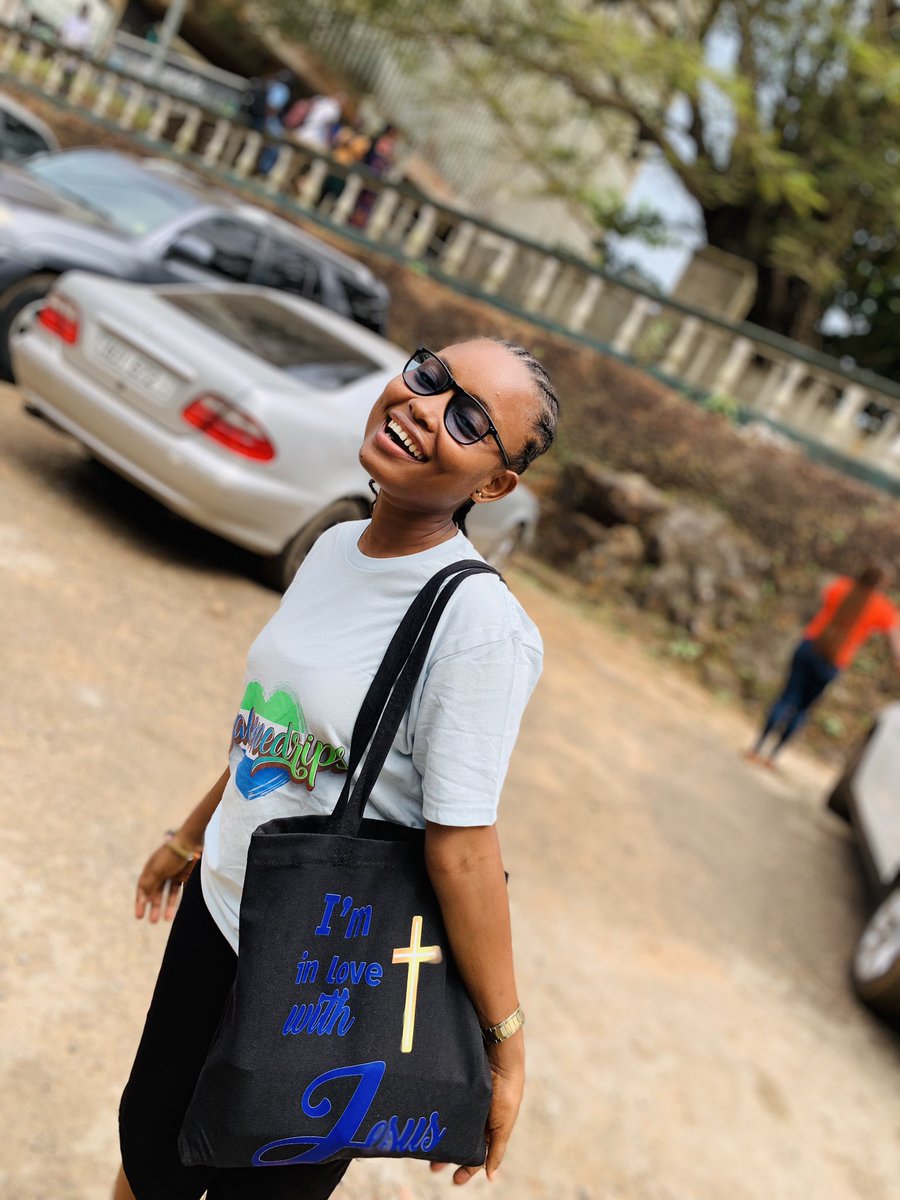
[472,469,519,504]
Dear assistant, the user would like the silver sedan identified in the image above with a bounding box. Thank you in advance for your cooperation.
[11,273,538,589]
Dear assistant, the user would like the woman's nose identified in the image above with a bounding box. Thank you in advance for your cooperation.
[407,394,441,431]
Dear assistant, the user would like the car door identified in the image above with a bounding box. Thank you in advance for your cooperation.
[251,234,339,313]
[0,110,53,162]
[162,216,264,285]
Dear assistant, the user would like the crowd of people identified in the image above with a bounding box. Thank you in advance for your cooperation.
[242,71,401,226]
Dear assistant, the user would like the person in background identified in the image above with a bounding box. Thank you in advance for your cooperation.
[318,118,371,209]
[747,563,900,767]
[59,2,93,53]
[256,69,293,176]
[294,92,347,151]
[350,123,400,228]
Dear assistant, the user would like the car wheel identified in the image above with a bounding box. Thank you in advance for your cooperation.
[853,889,900,1024]
[480,522,528,570]
[263,498,370,592]
[0,272,55,381]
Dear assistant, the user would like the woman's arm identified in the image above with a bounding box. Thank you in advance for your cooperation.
[134,766,230,924]
[424,821,524,1186]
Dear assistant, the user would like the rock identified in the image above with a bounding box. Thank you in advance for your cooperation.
[537,505,608,567]
[560,460,669,527]
[573,524,646,588]
[738,420,800,454]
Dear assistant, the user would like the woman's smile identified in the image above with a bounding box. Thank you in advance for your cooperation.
[380,413,427,462]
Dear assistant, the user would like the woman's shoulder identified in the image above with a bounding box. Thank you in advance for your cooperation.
[433,562,543,663]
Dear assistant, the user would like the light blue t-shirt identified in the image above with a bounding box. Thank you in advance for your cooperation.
[201,521,543,950]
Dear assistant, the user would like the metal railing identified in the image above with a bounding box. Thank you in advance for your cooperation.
[1,22,898,492]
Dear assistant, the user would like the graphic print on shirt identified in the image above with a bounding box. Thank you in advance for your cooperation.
[231,681,347,800]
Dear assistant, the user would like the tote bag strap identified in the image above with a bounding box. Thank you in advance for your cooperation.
[329,560,500,836]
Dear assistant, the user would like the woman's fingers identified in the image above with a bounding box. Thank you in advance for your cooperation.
[452,1165,482,1186]
[134,848,194,922]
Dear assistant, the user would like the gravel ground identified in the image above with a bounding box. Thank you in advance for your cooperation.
[2,388,899,1200]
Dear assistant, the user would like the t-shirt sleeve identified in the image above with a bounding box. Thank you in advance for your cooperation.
[411,634,542,826]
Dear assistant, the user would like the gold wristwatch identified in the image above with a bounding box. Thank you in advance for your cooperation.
[481,1006,525,1045]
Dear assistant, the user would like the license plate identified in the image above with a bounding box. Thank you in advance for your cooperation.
[94,330,178,403]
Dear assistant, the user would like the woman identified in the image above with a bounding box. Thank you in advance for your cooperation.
[113,338,559,1200]
[748,563,900,767]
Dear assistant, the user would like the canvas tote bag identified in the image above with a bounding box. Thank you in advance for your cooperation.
[179,561,499,1171]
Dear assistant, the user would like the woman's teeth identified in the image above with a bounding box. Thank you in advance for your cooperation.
[387,418,424,460]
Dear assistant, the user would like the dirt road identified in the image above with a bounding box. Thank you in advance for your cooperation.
[2,390,898,1200]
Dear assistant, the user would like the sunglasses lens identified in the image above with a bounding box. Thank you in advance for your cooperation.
[445,395,490,444]
[403,352,449,396]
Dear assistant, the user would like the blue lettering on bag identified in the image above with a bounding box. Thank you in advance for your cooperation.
[251,1061,446,1166]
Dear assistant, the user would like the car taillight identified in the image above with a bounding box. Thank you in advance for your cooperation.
[182,394,275,462]
[37,295,79,344]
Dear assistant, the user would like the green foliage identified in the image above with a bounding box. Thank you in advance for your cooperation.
[701,392,740,421]
[667,635,704,662]
[262,0,900,376]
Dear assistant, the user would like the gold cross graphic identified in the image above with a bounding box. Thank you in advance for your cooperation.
[391,915,443,1053]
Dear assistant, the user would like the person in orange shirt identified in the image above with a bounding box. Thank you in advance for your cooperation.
[747,563,900,766]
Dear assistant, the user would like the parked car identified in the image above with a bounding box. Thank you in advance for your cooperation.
[0,148,389,377]
[0,92,59,164]
[11,273,538,588]
[827,702,900,1025]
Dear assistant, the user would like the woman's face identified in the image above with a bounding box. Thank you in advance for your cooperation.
[359,340,537,516]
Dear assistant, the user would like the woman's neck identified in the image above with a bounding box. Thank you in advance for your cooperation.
[358,497,459,559]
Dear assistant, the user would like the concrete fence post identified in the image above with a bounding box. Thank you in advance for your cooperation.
[174,106,202,155]
[233,130,262,178]
[711,335,754,396]
[92,72,117,118]
[612,296,652,355]
[524,257,561,313]
[365,189,399,241]
[44,54,65,95]
[119,82,147,131]
[18,36,41,81]
[146,95,173,141]
[201,118,231,167]
[264,146,295,194]
[0,30,20,71]
[403,204,438,258]
[767,361,807,419]
[440,221,476,276]
[825,384,869,448]
[331,174,364,226]
[297,158,328,206]
[482,239,517,294]
[661,316,700,375]
[567,276,605,334]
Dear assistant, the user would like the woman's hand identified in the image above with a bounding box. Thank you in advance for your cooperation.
[134,843,197,923]
[430,1034,525,1185]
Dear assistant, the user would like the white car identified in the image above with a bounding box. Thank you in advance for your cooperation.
[827,703,900,1025]
[11,273,538,588]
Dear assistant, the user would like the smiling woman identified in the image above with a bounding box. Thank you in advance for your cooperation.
[114,337,559,1200]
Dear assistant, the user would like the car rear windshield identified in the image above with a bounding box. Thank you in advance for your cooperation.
[164,291,381,388]
[25,152,197,235]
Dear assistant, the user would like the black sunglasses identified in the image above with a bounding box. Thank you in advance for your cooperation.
[401,348,511,468]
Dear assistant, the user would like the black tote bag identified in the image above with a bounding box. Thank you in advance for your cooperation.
[178,561,499,1171]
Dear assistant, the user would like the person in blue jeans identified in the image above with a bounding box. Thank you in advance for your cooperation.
[748,564,899,766]
[255,70,292,176]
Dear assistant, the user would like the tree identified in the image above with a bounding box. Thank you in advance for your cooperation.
[262,0,900,377]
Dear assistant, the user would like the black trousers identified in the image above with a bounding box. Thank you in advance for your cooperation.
[119,868,350,1200]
